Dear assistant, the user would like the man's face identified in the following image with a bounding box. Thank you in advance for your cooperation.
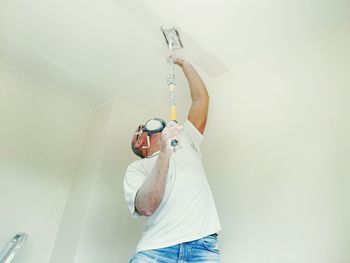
[131,124,147,158]
[131,119,165,158]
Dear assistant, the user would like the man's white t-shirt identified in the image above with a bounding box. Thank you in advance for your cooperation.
[124,120,221,252]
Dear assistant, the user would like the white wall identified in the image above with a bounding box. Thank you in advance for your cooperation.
[72,98,146,263]
[49,97,147,263]
[203,21,350,262]
[49,99,114,263]
[0,66,91,263]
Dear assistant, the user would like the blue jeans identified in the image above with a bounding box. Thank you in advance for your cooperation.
[129,234,220,263]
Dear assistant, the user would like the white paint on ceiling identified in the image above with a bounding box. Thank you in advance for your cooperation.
[0,0,349,105]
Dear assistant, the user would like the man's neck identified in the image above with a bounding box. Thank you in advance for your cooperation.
[146,150,161,158]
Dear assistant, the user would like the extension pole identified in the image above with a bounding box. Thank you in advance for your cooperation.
[168,41,177,122]
[167,40,178,147]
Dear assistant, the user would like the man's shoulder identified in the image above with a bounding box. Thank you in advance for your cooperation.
[127,158,143,171]
[182,119,204,140]
[126,157,153,176]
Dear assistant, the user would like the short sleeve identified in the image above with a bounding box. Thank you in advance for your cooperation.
[123,163,147,218]
[182,119,204,156]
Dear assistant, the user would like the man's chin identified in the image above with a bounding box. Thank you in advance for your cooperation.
[141,149,148,158]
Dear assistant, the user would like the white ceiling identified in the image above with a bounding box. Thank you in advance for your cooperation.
[0,0,349,106]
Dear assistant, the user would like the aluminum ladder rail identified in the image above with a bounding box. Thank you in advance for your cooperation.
[0,233,28,263]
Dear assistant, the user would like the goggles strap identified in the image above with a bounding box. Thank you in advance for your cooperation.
[142,135,151,149]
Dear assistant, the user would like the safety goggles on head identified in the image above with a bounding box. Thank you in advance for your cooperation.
[134,118,166,137]
[134,118,166,149]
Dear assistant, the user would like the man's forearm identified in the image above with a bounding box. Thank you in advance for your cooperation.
[181,62,209,103]
[135,152,171,216]
[180,61,209,134]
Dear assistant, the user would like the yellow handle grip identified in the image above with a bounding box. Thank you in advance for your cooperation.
[169,105,177,121]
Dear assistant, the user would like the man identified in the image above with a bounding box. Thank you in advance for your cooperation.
[124,53,221,262]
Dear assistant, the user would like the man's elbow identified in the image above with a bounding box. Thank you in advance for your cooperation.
[136,202,159,217]
[143,209,154,217]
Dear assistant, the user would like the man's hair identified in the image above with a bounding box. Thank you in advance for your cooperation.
[131,142,144,158]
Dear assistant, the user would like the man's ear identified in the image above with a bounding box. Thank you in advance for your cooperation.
[134,140,142,148]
